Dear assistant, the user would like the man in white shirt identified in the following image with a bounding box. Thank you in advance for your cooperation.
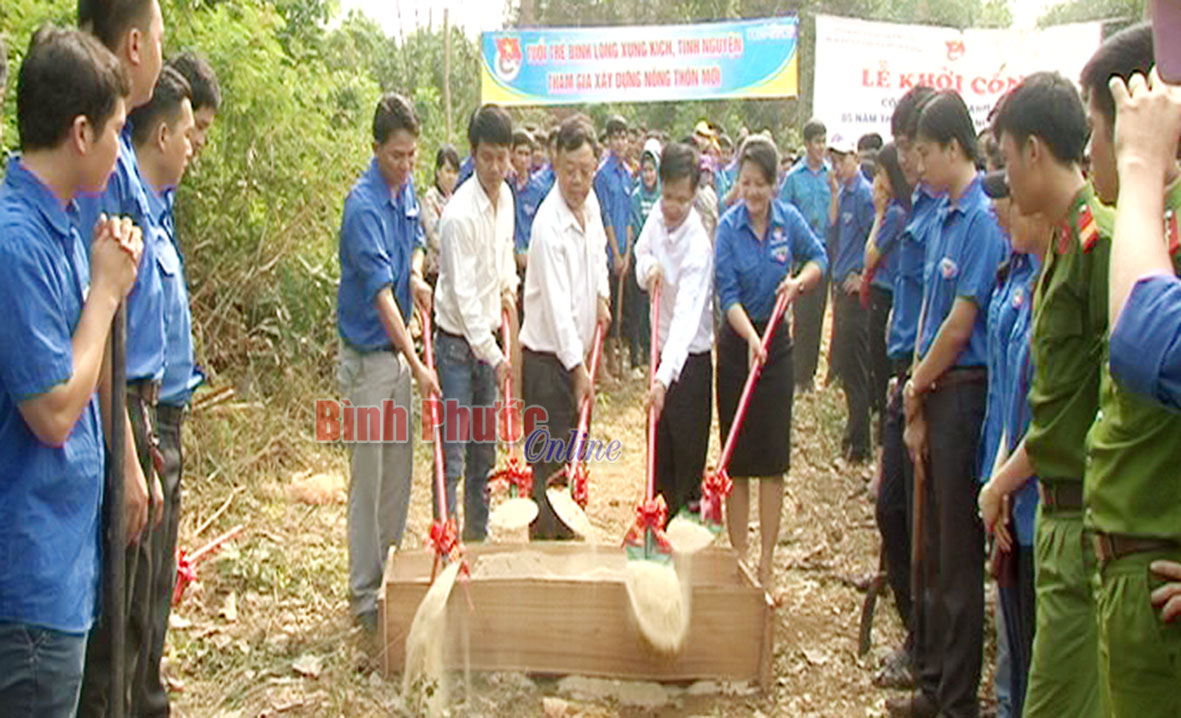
[520,114,612,540]
[634,142,715,520]
[434,104,519,541]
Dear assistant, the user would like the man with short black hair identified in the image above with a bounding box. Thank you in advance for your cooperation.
[434,104,519,542]
[594,114,632,379]
[337,92,441,633]
[859,132,884,180]
[129,63,201,718]
[979,70,1107,718]
[167,50,219,155]
[521,114,611,540]
[1077,25,1181,717]
[780,119,831,391]
[76,1,169,714]
[634,142,714,520]
[0,26,142,717]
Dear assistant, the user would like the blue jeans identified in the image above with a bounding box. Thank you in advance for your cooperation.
[0,623,87,718]
[434,331,498,541]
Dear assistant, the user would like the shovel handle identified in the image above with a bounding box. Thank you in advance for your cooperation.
[421,310,450,524]
[565,323,604,477]
[716,290,792,475]
[646,289,661,502]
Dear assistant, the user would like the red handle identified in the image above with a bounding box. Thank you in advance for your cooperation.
[500,310,517,455]
[716,290,791,475]
[646,290,661,503]
[420,310,449,525]
[564,323,604,475]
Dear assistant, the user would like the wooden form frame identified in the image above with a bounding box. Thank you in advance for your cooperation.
[380,543,775,690]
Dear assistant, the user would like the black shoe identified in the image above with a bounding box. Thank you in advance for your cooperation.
[885,693,937,718]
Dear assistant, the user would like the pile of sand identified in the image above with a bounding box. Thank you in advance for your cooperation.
[665,517,716,555]
[471,550,624,581]
[547,488,593,538]
[624,560,690,656]
[488,497,538,533]
[402,561,460,717]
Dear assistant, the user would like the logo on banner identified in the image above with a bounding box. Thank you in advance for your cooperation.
[495,36,524,82]
[945,39,966,62]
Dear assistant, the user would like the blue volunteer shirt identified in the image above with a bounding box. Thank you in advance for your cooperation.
[885,186,941,360]
[0,159,105,633]
[778,159,832,243]
[512,172,546,254]
[593,152,633,267]
[532,163,555,199]
[455,155,475,190]
[979,252,1040,545]
[1109,274,1181,411]
[715,199,829,323]
[151,187,203,407]
[78,123,165,382]
[629,179,660,241]
[337,158,425,351]
[916,176,1006,367]
[872,200,906,292]
[832,173,874,283]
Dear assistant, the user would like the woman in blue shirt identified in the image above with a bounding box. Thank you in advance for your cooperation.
[979,180,1047,718]
[715,136,828,589]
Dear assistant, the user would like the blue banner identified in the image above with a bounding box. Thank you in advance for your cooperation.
[480,17,799,106]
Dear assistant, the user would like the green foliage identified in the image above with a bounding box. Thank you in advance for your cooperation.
[1038,0,1146,32]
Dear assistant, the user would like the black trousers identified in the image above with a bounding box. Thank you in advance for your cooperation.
[624,272,650,368]
[876,374,914,651]
[79,389,157,718]
[607,272,623,340]
[868,286,893,420]
[998,543,1036,718]
[135,405,185,718]
[833,290,870,460]
[654,352,712,521]
[522,349,577,540]
[792,274,828,388]
[915,378,987,718]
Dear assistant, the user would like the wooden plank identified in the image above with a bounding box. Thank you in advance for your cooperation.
[381,543,774,685]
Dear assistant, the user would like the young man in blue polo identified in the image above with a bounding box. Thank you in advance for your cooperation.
[76,0,170,714]
[130,60,210,718]
[780,119,832,391]
[337,93,441,633]
[0,26,143,717]
[594,115,633,379]
[828,134,874,463]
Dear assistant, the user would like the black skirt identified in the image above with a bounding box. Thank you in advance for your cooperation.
[716,317,794,477]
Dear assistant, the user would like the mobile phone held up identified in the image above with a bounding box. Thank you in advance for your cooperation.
[1155,0,1181,84]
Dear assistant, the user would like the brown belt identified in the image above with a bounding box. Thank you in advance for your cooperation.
[1092,532,1180,564]
[127,379,160,406]
[1038,481,1084,512]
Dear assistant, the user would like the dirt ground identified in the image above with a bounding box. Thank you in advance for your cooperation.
[168,335,998,717]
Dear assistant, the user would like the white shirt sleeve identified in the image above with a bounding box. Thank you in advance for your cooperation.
[655,224,713,388]
[499,185,520,295]
[633,211,658,290]
[439,210,505,367]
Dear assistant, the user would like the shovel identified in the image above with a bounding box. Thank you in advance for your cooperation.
[404,309,470,707]
[622,290,689,654]
[487,309,538,532]
[546,323,605,539]
[667,290,793,553]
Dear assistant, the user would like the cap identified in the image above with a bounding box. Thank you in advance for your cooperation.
[982,170,1010,200]
[693,121,717,139]
[827,132,857,155]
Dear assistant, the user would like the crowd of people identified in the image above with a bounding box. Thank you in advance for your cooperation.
[1,2,1181,717]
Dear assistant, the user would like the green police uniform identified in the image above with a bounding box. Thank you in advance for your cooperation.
[1085,179,1181,718]
[1022,184,1112,718]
